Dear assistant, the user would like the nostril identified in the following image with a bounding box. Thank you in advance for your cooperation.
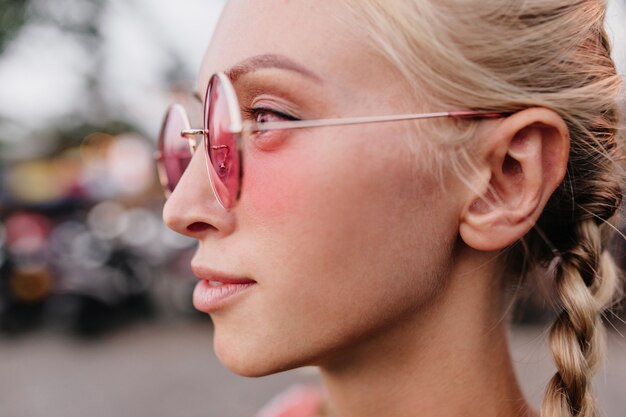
[187,222,214,233]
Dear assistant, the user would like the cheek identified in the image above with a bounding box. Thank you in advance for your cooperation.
[240,144,326,220]
[238,130,450,256]
[240,130,416,219]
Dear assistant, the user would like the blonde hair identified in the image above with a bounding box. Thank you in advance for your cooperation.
[340,1,624,416]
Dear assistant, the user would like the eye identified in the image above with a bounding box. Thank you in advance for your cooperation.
[240,106,299,151]
[255,108,281,124]
[243,106,299,124]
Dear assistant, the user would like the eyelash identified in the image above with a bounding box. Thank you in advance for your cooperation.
[241,106,300,124]
[240,105,301,150]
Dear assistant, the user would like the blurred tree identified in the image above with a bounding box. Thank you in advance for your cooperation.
[0,0,146,157]
[0,0,28,52]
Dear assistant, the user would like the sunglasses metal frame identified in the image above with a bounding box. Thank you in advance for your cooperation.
[158,71,511,210]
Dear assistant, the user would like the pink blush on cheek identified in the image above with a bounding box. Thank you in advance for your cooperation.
[240,150,315,219]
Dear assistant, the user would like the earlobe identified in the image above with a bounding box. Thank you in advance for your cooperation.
[459,108,570,252]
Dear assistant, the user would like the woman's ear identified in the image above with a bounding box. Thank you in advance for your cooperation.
[459,108,570,252]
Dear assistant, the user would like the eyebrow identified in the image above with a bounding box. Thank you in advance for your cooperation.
[194,54,322,103]
[225,54,323,84]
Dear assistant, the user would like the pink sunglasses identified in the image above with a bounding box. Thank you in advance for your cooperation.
[156,72,508,210]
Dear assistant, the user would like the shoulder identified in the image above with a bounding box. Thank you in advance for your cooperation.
[254,385,325,417]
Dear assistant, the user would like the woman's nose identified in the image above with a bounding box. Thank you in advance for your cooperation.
[162,143,236,238]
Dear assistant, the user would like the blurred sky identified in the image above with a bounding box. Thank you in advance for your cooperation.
[607,0,626,73]
[0,0,224,152]
[0,0,624,155]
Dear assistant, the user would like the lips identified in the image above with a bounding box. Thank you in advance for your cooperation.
[191,264,256,284]
[191,265,257,313]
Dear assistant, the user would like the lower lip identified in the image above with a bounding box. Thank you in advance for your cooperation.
[192,280,256,313]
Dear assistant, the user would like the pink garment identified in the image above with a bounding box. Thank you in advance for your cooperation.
[254,385,324,417]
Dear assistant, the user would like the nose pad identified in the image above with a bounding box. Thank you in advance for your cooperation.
[162,141,235,237]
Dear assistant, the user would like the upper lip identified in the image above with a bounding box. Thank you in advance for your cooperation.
[191,264,257,285]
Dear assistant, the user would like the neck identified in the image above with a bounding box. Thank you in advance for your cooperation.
[317,250,538,417]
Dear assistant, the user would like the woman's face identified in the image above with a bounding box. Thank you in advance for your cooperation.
[163,0,467,376]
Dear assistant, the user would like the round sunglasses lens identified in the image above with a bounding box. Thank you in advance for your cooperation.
[206,75,240,209]
[157,105,192,194]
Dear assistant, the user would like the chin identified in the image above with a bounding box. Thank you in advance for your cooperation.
[212,331,309,377]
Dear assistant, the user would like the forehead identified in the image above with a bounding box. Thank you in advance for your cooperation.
[198,0,395,98]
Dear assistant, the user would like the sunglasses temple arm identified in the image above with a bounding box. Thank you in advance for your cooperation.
[248,111,509,133]
[180,111,510,137]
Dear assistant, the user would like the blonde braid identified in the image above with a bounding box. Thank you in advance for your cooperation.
[543,219,621,417]
[538,23,623,416]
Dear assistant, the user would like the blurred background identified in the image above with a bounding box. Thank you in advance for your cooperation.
[0,1,624,416]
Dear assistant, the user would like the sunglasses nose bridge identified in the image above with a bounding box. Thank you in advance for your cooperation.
[181,129,206,155]
[181,128,206,138]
